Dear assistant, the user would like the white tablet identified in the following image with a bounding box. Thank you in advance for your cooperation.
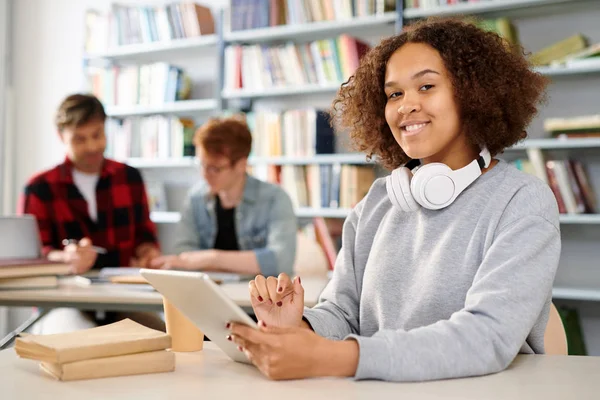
[140,269,257,364]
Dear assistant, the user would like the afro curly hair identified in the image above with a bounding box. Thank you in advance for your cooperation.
[331,17,549,170]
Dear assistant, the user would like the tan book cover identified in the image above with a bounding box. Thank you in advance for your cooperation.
[0,258,70,279]
[15,319,171,364]
[40,350,175,381]
[0,275,58,289]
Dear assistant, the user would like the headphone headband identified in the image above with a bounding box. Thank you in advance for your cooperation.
[387,147,491,211]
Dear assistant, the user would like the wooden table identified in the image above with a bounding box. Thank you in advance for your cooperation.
[1,343,599,399]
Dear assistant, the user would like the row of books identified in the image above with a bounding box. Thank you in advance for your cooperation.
[223,35,370,92]
[85,2,214,53]
[405,0,495,9]
[246,109,335,158]
[105,117,196,161]
[230,0,396,31]
[544,114,600,138]
[531,34,600,67]
[88,63,191,107]
[513,158,597,214]
[256,164,376,209]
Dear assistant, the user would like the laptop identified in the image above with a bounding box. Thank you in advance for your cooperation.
[0,215,43,259]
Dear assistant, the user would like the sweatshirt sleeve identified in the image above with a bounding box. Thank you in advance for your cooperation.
[302,201,364,339]
[346,214,560,382]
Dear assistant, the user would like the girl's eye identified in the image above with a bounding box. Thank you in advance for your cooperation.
[389,91,403,99]
[420,84,434,91]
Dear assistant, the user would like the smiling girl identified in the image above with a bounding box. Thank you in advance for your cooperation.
[228,18,560,382]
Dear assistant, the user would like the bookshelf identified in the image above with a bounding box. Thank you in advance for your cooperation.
[83,34,218,62]
[403,0,593,19]
[223,12,397,43]
[222,83,341,100]
[105,99,218,118]
[83,1,600,313]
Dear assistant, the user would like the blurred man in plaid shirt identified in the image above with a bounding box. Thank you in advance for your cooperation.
[20,93,164,333]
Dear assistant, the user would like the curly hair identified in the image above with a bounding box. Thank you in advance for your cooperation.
[331,17,548,170]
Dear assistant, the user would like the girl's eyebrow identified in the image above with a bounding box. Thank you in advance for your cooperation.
[384,69,441,88]
[411,69,440,79]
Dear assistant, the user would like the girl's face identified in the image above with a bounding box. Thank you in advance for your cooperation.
[384,42,475,168]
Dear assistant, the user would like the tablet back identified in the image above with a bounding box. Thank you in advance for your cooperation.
[140,269,257,364]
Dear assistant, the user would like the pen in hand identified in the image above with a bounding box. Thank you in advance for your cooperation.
[62,239,108,254]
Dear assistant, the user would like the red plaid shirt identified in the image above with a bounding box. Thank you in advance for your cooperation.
[20,157,159,269]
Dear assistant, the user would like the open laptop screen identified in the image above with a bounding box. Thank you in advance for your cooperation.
[0,215,42,259]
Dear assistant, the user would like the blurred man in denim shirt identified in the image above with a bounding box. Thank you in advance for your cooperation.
[151,117,297,276]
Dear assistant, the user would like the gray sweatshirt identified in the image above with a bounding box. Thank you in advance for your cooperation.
[303,160,561,382]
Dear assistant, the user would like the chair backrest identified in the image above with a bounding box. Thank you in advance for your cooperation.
[293,232,329,278]
[544,302,568,355]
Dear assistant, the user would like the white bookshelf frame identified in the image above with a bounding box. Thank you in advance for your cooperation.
[128,138,600,169]
[222,83,341,100]
[536,59,600,76]
[105,99,218,118]
[553,287,600,302]
[403,0,590,19]
[249,153,371,165]
[509,138,600,150]
[224,12,397,44]
[150,209,600,224]
[127,157,197,168]
[150,211,182,224]
[84,34,218,61]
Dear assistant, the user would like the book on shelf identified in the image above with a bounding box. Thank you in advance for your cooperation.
[474,18,519,46]
[261,164,375,210]
[0,258,70,280]
[223,35,370,93]
[544,115,600,137]
[146,181,168,212]
[89,62,191,108]
[530,34,588,66]
[229,0,396,31]
[105,116,196,160]
[512,158,597,214]
[85,2,215,54]
[246,109,334,158]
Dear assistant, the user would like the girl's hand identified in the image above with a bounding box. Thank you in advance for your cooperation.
[228,321,358,380]
[248,273,304,328]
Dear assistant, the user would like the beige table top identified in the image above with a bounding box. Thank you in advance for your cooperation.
[0,277,328,311]
[1,343,599,400]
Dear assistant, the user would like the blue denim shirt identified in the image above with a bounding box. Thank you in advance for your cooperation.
[174,175,297,277]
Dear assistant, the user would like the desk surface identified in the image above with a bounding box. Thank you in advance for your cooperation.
[1,343,599,400]
[0,278,328,311]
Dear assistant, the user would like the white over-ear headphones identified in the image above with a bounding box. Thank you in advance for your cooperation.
[386,147,492,212]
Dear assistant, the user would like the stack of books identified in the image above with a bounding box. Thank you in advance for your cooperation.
[0,258,71,290]
[15,319,174,381]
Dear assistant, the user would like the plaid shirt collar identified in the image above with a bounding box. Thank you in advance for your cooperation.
[57,157,120,183]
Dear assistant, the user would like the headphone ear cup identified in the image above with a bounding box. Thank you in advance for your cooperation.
[386,167,420,212]
[410,163,455,209]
